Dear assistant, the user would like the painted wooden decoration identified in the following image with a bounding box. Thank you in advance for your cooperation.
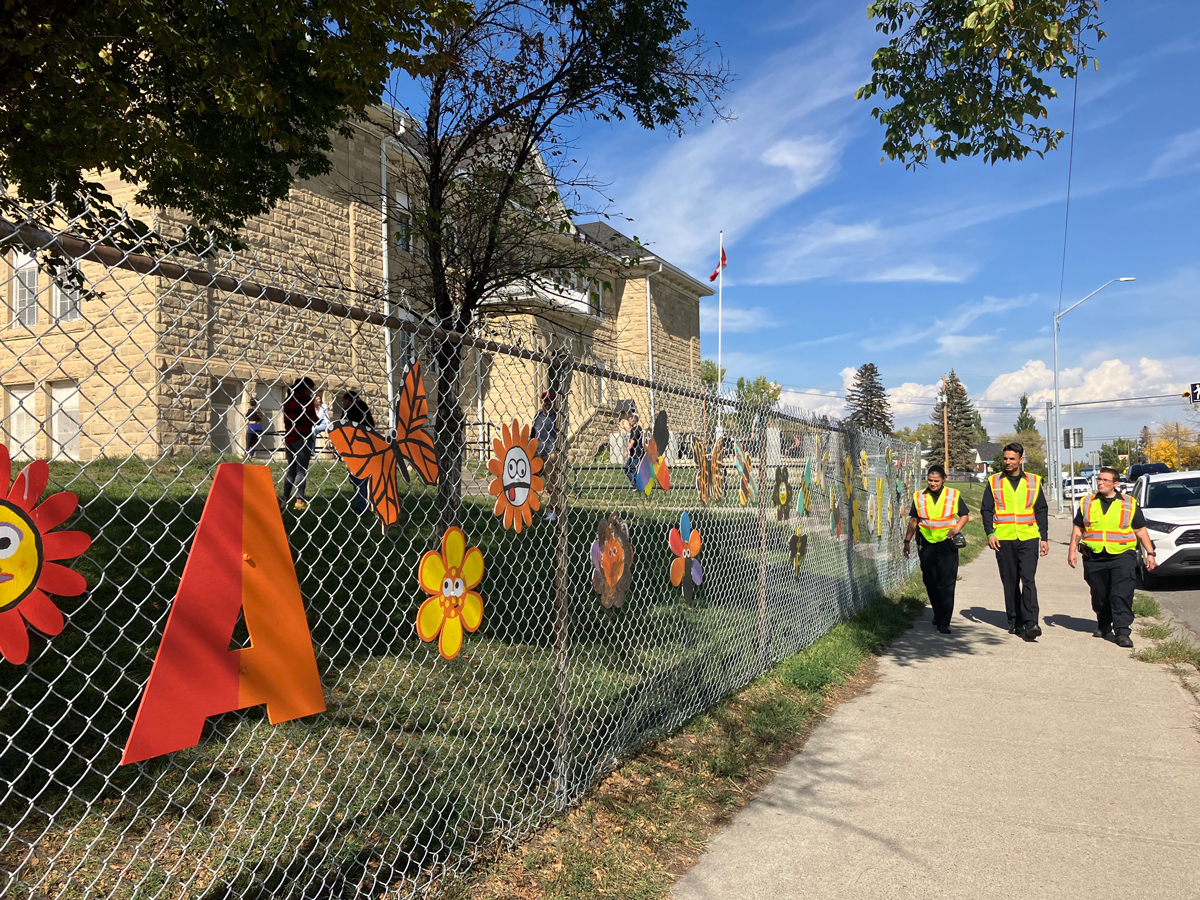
[829,489,841,538]
[876,476,886,537]
[800,458,813,517]
[590,513,633,609]
[416,527,484,660]
[774,467,792,521]
[668,512,703,602]
[813,436,826,490]
[637,410,671,495]
[488,420,544,533]
[328,361,438,529]
[859,449,870,491]
[851,495,862,543]
[0,444,91,666]
[693,437,724,504]
[843,453,854,500]
[788,525,808,578]
[122,464,325,765]
[734,441,757,506]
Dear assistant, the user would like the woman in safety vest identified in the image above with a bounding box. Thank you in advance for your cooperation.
[904,464,971,634]
[1067,467,1156,648]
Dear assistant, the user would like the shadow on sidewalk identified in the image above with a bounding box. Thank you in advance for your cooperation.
[1043,613,1097,634]
[958,606,1010,630]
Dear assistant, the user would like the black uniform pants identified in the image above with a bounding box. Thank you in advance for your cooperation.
[918,538,959,629]
[1083,551,1137,637]
[996,538,1040,628]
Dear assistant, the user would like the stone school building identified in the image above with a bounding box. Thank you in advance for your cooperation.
[1,112,711,464]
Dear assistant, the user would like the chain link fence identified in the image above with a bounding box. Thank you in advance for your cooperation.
[1,200,920,899]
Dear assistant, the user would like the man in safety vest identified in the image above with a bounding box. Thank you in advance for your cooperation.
[1067,467,1156,648]
[904,464,970,633]
[981,442,1049,641]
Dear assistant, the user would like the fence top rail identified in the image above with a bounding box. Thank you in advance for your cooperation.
[0,216,867,431]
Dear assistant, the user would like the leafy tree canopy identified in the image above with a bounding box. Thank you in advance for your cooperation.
[992,430,1046,476]
[0,0,466,244]
[735,375,782,410]
[701,359,726,392]
[894,422,940,446]
[857,0,1106,167]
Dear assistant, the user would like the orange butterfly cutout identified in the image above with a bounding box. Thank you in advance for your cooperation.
[328,362,439,527]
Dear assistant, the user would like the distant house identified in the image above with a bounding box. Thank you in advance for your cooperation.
[972,442,1003,478]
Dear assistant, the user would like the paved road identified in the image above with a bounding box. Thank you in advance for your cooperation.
[1147,571,1200,641]
[672,518,1200,900]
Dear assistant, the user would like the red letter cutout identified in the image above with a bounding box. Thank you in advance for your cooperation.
[122,464,325,764]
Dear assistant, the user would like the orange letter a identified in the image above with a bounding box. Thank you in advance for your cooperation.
[122,464,325,764]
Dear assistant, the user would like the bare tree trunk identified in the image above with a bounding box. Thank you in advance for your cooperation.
[434,337,467,533]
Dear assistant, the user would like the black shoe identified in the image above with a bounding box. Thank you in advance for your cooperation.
[1023,623,1042,641]
[1115,634,1134,648]
[938,626,951,634]
[1008,625,1020,634]
[1093,628,1112,639]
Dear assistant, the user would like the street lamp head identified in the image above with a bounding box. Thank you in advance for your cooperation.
[1118,277,1136,282]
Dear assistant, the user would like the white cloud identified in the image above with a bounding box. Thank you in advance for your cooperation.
[780,387,845,419]
[856,263,969,284]
[981,357,1190,405]
[1150,126,1200,178]
[620,20,870,267]
[699,302,772,334]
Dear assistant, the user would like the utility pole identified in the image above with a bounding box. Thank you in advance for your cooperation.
[940,376,949,473]
[1176,423,1182,470]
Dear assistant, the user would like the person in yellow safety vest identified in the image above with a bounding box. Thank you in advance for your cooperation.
[904,464,970,634]
[1067,466,1157,648]
[981,442,1049,641]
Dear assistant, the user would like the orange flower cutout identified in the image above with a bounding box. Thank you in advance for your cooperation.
[487,420,544,533]
[416,527,484,660]
[0,444,91,665]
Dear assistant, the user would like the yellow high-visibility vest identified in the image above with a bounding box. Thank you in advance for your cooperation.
[915,487,960,543]
[990,472,1041,541]
[1080,493,1138,555]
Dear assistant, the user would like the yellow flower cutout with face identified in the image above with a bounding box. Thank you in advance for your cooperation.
[487,420,544,533]
[416,527,484,660]
[0,445,92,665]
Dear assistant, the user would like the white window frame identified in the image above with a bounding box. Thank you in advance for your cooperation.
[6,384,38,459]
[54,264,82,322]
[12,252,39,327]
[393,191,412,253]
[50,380,81,460]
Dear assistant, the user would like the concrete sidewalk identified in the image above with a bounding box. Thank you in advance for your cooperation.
[672,518,1200,900]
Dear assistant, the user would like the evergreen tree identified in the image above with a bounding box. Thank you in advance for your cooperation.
[844,363,894,434]
[928,370,977,471]
[969,408,989,445]
[1014,393,1038,432]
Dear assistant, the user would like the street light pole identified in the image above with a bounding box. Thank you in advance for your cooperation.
[1052,276,1136,513]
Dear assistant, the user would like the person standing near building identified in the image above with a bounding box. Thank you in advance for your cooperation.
[282,377,318,511]
[531,390,559,521]
[1067,467,1156,648]
[339,389,375,514]
[981,442,1049,640]
[244,398,264,459]
[904,464,970,634]
[625,412,643,489]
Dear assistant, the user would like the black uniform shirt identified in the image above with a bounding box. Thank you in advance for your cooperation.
[908,486,970,546]
[980,472,1049,540]
[1073,491,1146,557]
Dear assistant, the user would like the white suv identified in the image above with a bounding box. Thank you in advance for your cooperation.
[1132,471,1200,585]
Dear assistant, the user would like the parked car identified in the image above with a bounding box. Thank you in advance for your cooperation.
[1127,462,1172,481]
[1061,476,1092,499]
[1132,471,1200,585]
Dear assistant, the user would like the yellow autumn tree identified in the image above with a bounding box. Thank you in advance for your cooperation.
[1148,422,1200,470]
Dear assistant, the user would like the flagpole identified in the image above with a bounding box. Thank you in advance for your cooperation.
[717,230,723,396]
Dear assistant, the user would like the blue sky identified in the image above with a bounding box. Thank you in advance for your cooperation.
[574,0,1200,453]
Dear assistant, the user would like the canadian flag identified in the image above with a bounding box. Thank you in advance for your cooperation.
[709,247,727,282]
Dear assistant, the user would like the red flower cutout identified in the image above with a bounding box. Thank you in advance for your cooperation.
[0,444,91,665]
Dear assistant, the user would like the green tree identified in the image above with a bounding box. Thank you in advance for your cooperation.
[969,408,989,445]
[894,422,939,446]
[701,359,726,392]
[992,430,1047,476]
[1015,393,1038,432]
[844,362,894,434]
[735,376,782,410]
[857,0,1106,168]
[928,370,978,471]
[0,0,463,245]
[1100,437,1135,469]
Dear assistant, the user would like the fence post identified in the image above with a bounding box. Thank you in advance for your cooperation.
[756,424,770,666]
[548,349,574,809]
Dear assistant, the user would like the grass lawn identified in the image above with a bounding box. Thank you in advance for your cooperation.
[3,454,917,899]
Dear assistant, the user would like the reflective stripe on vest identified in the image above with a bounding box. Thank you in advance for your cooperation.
[1080,493,1138,554]
[990,472,1041,540]
[915,487,959,543]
